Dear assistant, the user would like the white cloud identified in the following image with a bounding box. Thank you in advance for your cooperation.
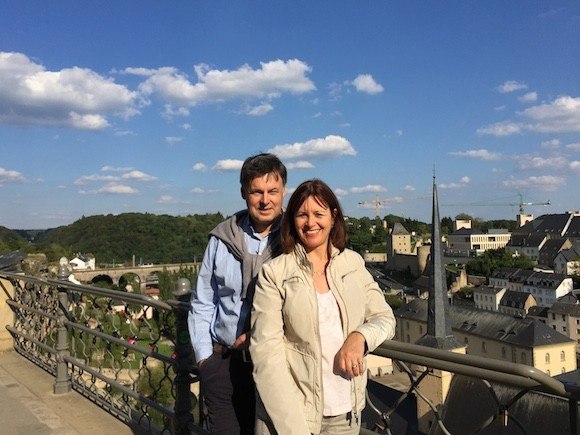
[213,159,244,171]
[541,139,560,149]
[350,185,387,194]
[157,195,177,203]
[0,167,26,184]
[516,155,567,170]
[479,95,580,136]
[402,185,415,192]
[334,188,349,197]
[477,121,523,136]
[165,136,183,145]
[395,129,403,137]
[162,104,190,119]
[351,74,384,95]
[566,142,580,152]
[129,59,315,106]
[240,102,274,116]
[182,123,192,130]
[192,163,206,171]
[191,187,206,194]
[502,175,565,191]
[570,161,580,171]
[519,91,538,103]
[439,176,470,189]
[121,170,157,181]
[496,80,527,93]
[286,161,314,170]
[101,165,134,172]
[79,182,138,195]
[268,135,356,160]
[114,129,136,137]
[0,51,138,130]
[73,174,119,185]
[460,176,471,184]
[449,149,501,160]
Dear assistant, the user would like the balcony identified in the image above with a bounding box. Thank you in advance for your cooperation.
[1,270,578,434]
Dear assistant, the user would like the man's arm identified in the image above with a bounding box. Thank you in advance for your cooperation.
[188,236,219,364]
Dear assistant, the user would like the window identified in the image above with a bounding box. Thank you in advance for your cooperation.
[563,326,567,332]
[419,325,423,334]
[482,342,487,353]
[561,351,566,362]
[406,321,410,329]
[562,315,566,322]
[552,314,556,320]
[562,368,566,374]
[545,353,550,364]
[547,369,551,376]
[464,337,469,345]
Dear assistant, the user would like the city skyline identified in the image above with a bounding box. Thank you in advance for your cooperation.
[1,2,579,229]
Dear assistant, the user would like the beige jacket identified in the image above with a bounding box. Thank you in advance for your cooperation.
[250,244,396,434]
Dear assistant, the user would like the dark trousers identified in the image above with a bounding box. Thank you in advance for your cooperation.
[199,351,255,434]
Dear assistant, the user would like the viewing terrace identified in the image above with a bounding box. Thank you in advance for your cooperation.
[1,266,578,434]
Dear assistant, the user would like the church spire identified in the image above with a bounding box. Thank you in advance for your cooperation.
[416,174,460,349]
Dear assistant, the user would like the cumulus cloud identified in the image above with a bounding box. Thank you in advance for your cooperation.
[502,175,565,191]
[286,161,314,170]
[213,159,244,171]
[516,155,568,170]
[496,80,527,93]
[351,74,384,95]
[79,182,138,195]
[121,170,157,181]
[268,135,356,160]
[126,59,315,107]
[240,102,274,116]
[191,187,207,194]
[165,136,183,145]
[449,149,501,160]
[566,142,580,152]
[478,95,580,136]
[192,163,206,171]
[350,185,387,194]
[569,161,580,171]
[541,139,560,149]
[0,167,26,184]
[439,176,470,189]
[334,188,349,197]
[74,174,119,185]
[0,51,138,130]
[519,92,538,103]
[402,185,415,192]
[157,195,178,203]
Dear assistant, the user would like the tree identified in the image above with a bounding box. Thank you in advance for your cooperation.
[466,248,533,276]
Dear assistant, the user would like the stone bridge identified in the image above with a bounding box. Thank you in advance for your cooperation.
[72,262,200,288]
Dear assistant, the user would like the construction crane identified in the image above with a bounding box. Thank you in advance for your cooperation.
[358,194,429,218]
[443,193,550,215]
[357,195,404,219]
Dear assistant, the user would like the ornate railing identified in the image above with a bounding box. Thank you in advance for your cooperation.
[1,269,208,434]
[1,269,578,434]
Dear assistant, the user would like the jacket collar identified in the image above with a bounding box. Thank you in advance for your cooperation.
[293,243,340,271]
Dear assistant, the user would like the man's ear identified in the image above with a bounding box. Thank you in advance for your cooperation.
[241,187,246,200]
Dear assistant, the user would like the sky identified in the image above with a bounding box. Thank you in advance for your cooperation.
[1,1,579,229]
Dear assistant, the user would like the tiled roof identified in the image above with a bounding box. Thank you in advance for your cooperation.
[396,299,573,347]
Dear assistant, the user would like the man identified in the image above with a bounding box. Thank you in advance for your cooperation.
[188,153,287,434]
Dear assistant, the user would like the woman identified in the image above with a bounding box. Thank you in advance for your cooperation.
[250,179,396,434]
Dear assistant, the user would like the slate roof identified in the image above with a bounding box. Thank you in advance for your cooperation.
[556,248,579,262]
[499,290,535,309]
[396,298,573,347]
[391,222,410,235]
[550,301,580,317]
[527,305,548,318]
[474,285,505,295]
[506,233,546,248]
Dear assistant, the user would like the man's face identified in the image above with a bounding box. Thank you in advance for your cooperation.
[242,172,285,235]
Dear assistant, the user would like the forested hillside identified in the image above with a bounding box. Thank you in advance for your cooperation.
[32,212,225,264]
[0,226,29,253]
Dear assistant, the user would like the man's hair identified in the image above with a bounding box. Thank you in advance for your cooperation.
[240,153,287,191]
[280,179,348,254]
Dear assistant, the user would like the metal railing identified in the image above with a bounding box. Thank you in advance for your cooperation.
[1,268,208,434]
[1,269,578,434]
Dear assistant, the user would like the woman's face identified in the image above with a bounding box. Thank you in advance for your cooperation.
[294,195,335,254]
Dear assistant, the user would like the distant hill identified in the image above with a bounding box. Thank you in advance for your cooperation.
[15,212,225,264]
[0,226,30,252]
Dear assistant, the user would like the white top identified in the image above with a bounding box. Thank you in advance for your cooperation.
[316,289,352,416]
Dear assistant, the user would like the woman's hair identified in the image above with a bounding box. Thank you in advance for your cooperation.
[281,179,348,254]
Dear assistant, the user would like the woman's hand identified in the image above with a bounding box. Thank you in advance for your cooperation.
[335,331,366,379]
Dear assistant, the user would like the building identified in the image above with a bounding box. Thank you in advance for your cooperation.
[548,293,580,346]
[473,285,505,311]
[396,298,577,375]
[553,248,580,276]
[538,238,572,268]
[69,254,95,271]
[505,233,548,263]
[498,290,536,317]
[446,227,511,256]
[386,222,412,257]
[512,211,580,252]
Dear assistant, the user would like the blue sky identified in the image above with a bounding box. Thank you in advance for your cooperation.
[1,1,579,229]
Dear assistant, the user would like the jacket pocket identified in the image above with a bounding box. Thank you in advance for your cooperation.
[285,344,317,422]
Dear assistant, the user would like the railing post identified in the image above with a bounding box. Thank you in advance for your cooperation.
[54,263,72,394]
[172,277,195,434]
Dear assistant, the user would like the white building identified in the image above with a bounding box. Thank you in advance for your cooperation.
[473,285,506,311]
[69,254,95,271]
[446,228,511,256]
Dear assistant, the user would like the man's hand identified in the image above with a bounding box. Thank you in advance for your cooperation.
[335,331,366,379]
[233,332,250,350]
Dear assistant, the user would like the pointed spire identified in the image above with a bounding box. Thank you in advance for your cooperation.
[416,174,461,349]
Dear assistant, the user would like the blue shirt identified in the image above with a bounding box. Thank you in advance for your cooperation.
[188,214,275,362]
